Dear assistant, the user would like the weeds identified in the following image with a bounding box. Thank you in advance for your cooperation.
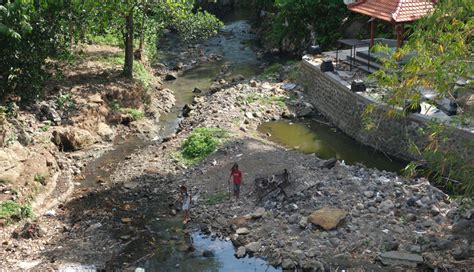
[121,108,145,121]
[179,127,227,164]
[0,201,33,223]
[206,192,229,205]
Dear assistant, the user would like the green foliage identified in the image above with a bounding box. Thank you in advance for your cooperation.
[260,0,352,51]
[371,0,474,199]
[0,201,33,223]
[181,127,227,163]
[121,108,145,121]
[205,192,229,205]
[0,1,71,100]
[34,174,46,185]
[55,93,75,110]
[238,92,287,109]
[156,1,223,43]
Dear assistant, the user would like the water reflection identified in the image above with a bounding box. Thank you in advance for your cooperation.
[258,119,406,173]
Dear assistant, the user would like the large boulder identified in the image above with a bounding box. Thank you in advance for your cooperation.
[0,142,28,183]
[52,127,95,151]
[96,122,115,142]
[308,207,348,230]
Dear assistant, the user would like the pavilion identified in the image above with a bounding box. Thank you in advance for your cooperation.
[347,0,437,48]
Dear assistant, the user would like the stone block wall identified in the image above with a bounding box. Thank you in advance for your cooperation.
[299,58,474,163]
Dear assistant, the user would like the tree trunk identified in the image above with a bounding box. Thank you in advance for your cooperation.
[123,12,134,78]
[136,1,148,61]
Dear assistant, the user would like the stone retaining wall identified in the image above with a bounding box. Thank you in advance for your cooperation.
[299,57,474,164]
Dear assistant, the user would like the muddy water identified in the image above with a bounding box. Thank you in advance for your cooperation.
[258,119,406,173]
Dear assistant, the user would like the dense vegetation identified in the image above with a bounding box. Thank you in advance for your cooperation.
[256,0,353,53]
[180,127,227,164]
[371,0,474,199]
[0,0,222,102]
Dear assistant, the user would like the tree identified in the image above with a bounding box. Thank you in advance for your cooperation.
[372,0,474,198]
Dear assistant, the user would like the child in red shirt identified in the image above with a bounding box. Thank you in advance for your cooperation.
[229,163,242,199]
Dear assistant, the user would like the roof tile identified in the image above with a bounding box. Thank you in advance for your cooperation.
[348,0,435,22]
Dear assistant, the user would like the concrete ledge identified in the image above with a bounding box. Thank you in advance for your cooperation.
[299,57,473,163]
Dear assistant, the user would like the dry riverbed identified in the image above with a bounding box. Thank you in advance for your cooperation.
[1,71,473,270]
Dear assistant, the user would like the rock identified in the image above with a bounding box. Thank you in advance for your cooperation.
[364,191,375,198]
[251,207,265,219]
[236,227,250,235]
[308,207,348,230]
[288,213,299,224]
[302,260,324,271]
[379,200,394,211]
[245,241,261,253]
[235,246,246,258]
[409,245,421,253]
[296,102,313,117]
[452,247,468,260]
[88,93,103,103]
[321,158,337,169]
[52,127,95,151]
[202,250,214,258]
[406,198,416,207]
[164,73,177,81]
[299,216,308,229]
[193,87,202,93]
[96,122,114,142]
[384,238,399,251]
[250,80,258,87]
[282,83,297,91]
[281,258,295,269]
[423,219,435,228]
[182,104,194,117]
[245,112,254,119]
[12,223,44,239]
[39,102,61,124]
[378,251,423,267]
[430,206,440,216]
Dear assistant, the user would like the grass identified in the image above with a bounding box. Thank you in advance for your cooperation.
[178,127,228,165]
[88,33,123,48]
[238,92,287,109]
[93,52,155,91]
[0,201,33,223]
[121,108,145,121]
[206,192,230,205]
[34,174,46,185]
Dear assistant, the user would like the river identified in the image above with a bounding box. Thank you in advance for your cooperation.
[80,9,406,271]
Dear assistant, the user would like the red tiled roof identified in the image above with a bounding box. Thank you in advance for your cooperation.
[348,0,435,23]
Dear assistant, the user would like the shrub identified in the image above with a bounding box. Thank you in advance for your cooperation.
[0,201,33,223]
[181,128,227,162]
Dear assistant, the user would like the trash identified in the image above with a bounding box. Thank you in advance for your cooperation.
[121,217,132,223]
[44,210,56,216]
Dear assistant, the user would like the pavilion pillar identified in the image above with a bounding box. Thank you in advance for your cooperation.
[370,18,375,48]
[395,23,404,48]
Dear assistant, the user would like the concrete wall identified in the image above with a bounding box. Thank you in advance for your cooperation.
[299,58,474,163]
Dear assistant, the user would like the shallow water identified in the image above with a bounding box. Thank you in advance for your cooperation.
[258,119,406,173]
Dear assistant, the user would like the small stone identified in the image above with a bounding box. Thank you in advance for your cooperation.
[409,245,422,253]
[430,206,440,216]
[245,241,261,253]
[235,246,246,258]
[364,191,375,198]
[406,198,416,207]
[423,219,435,228]
[236,228,250,235]
[203,250,214,258]
[299,216,308,229]
[281,258,294,269]
[378,251,423,267]
[251,207,265,219]
[250,80,258,87]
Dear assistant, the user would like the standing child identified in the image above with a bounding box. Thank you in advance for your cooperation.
[180,185,191,224]
[229,163,242,199]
